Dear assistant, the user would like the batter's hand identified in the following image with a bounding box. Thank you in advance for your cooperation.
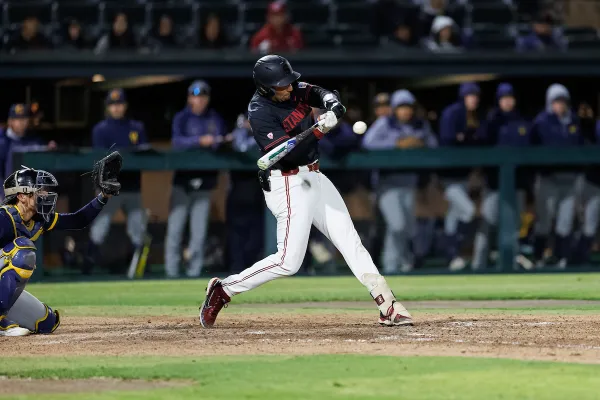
[317,111,338,134]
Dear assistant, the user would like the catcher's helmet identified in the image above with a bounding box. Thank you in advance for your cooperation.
[3,167,58,222]
[253,55,301,97]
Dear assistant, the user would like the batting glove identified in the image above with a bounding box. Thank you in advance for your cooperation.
[317,111,338,134]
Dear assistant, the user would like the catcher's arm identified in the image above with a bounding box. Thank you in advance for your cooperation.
[46,151,123,231]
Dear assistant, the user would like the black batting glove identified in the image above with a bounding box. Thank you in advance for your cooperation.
[324,99,346,119]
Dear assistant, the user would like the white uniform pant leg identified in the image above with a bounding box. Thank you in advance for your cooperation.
[312,173,379,286]
[221,174,317,296]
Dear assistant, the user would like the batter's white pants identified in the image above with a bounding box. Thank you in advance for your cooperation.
[222,168,380,296]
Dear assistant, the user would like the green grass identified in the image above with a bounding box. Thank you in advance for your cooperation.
[26,273,600,307]
[3,355,600,400]
[6,274,600,399]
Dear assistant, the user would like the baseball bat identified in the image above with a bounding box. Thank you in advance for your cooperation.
[127,208,153,280]
[257,121,320,170]
[257,90,342,171]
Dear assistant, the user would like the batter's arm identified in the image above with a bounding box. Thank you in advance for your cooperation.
[294,83,346,118]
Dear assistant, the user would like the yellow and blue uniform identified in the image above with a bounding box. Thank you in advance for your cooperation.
[0,194,106,333]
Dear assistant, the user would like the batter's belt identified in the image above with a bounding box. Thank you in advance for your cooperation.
[271,162,320,177]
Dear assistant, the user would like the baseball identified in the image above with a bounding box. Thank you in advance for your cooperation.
[353,121,367,135]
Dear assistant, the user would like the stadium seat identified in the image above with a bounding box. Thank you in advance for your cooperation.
[6,2,53,25]
[288,3,330,27]
[335,2,371,30]
[242,3,268,32]
[564,27,598,36]
[56,3,101,26]
[471,4,515,26]
[304,31,334,48]
[335,32,378,48]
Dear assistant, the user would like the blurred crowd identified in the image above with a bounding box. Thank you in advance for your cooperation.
[2,0,598,54]
[3,76,600,277]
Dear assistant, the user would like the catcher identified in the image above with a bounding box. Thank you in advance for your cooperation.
[0,151,122,336]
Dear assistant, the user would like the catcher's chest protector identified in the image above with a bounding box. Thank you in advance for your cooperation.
[0,206,48,241]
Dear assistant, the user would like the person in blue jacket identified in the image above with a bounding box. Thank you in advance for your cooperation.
[515,12,567,52]
[0,104,57,199]
[165,80,226,278]
[88,89,149,272]
[531,83,583,269]
[473,83,533,270]
[438,82,487,271]
[363,89,438,274]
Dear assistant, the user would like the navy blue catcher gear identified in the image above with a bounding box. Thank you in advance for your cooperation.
[253,55,301,97]
[0,237,36,316]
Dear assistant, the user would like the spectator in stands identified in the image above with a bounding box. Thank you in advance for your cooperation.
[250,1,303,53]
[165,81,226,279]
[372,93,392,122]
[473,83,533,270]
[60,19,89,50]
[151,15,178,49]
[95,12,136,54]
[7,16,52,52]
[199,12,228,49]
[363,90,438,274]
[531,84,582,269]
[516,11,568,52]
[371,0,418,41]
[227,113,264,274]
[0,104,57,198]
[422,16,463,52]
[439,82,486,271]
[417,0,464,37]
[386,16,419,48]
[87,89,148,274]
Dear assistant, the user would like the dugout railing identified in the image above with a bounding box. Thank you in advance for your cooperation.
[15,146,600,280]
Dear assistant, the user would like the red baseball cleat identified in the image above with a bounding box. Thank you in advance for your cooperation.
[199,278,231,328]
[378,301,414,327]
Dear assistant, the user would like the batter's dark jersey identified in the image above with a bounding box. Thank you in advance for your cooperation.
[248,82,327,171]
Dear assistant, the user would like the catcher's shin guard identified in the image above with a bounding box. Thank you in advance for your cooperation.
[7,290,61,334]
[0,237,36,315]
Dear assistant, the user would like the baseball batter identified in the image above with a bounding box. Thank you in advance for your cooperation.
[200,55,413,328]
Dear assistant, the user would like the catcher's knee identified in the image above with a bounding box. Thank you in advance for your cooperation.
[0,238,36,314]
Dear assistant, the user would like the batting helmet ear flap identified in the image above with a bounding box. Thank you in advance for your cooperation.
[253,71,276,98]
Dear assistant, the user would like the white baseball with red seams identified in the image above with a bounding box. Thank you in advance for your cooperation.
[219,164,413,325]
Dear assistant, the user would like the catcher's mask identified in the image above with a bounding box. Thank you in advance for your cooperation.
[3,167,58,222]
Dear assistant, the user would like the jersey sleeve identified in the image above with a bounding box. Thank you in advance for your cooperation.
[293,82,332,109]
[44,195,106,232]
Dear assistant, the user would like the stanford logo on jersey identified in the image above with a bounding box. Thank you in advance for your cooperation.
[267,132,274,139]
[283,103,312,133]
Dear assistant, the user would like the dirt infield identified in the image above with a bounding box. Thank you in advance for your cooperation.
[4,300,600,365]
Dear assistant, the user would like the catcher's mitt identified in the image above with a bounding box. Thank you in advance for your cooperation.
[92,151,123,196]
